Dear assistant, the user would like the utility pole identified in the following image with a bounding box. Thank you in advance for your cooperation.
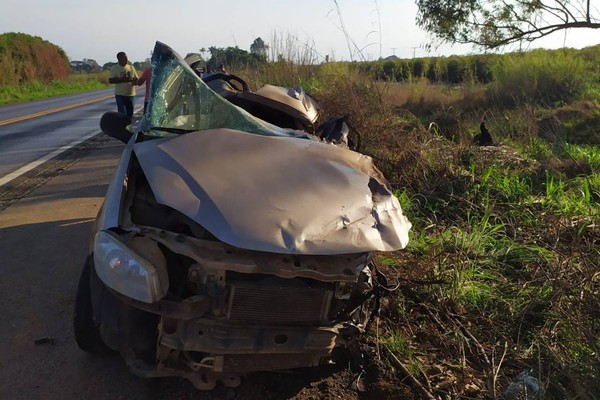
[390,47,397,56]
[411,46,418,58]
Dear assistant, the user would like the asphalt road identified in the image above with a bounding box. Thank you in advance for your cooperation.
[0,88,144,181]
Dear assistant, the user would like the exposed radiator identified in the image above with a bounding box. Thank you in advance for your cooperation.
[227,284,332,323]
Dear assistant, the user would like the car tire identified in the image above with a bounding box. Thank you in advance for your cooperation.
[73,255,115,354]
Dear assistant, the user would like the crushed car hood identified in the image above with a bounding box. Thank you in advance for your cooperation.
[133,128,411,255]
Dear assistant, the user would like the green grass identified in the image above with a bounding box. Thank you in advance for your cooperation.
[564,143,600,168]
[0,73,110,104]
[380,105,598,396]
[383,329,413,357]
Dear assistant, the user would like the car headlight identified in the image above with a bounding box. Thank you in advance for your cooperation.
[94,230,168,303]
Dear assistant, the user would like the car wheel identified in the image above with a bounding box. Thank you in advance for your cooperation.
[73,255,115,354]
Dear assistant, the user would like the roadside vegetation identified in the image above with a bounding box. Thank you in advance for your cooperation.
[0,32,70,86]
[241,44,599,399]
[1,30,598,398]
[0,72,110,105]
[0,33,110,105]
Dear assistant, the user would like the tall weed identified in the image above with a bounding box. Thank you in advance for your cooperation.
[489,50,591,106]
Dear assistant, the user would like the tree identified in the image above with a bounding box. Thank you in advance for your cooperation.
[415,0,600,49]
[250,37,268,61]
[199,47,208,60]
[207,46,255,69]
[83,58,101,72]
[102,62,117,71]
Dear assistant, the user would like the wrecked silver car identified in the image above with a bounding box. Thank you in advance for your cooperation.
[74,41,411,390]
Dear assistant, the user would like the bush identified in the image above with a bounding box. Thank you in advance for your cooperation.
[488,49,592,106]
[0,32,70,86]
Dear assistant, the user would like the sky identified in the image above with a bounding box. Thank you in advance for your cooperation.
[1,0,599,65]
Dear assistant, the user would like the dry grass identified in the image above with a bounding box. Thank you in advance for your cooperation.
[379,80,487,114]
[304,70,600,399]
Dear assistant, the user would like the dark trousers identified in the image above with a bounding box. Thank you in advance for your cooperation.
[115,95,135,118]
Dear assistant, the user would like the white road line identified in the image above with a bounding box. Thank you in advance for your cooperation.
[0,130,100,188]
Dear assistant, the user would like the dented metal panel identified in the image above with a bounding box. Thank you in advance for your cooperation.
[133,128,411,255]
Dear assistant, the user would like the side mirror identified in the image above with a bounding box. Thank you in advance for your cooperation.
[100,112,134,143]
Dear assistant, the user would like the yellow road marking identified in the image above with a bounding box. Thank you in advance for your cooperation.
[0,94,114,127]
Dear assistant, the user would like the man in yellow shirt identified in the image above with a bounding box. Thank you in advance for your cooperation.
[108,52,138,118]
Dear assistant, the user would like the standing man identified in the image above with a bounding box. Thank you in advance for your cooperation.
[108,52,138,118]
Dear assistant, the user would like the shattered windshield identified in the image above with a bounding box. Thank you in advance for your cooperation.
[139,41,310,139]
